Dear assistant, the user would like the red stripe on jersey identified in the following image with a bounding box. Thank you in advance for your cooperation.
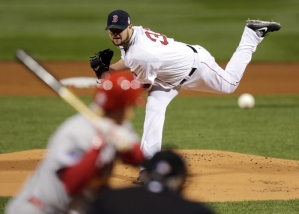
[201,62,237,86]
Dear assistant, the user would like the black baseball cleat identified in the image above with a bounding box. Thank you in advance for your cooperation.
[132,169,148,185]
[246,19,281,37]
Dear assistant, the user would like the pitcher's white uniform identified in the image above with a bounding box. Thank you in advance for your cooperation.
[120,26,263,159]
[5,114,141,214]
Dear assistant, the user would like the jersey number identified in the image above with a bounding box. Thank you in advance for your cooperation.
[145,30,169,45]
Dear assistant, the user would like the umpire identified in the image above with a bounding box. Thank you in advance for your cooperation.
[87,150,215,214]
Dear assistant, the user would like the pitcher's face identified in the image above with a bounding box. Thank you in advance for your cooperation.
[108,25,132,46]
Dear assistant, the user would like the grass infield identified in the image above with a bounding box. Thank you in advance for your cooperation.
[1,95,298,160]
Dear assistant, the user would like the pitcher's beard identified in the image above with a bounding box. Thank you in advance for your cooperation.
[112,38,123,46]
[111,31,131,47]
[112,39,130,50]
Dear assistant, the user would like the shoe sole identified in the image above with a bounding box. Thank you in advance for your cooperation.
[246,20,281,31]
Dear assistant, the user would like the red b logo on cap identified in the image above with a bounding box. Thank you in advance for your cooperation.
[112,15,118,23]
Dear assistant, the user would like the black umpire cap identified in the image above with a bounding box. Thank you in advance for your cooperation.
[143,150,187,180]
[105,10,131,30]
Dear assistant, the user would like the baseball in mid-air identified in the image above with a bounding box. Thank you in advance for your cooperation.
[238,93,255,109]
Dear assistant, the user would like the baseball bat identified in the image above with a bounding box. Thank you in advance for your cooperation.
[16,49,138,151]
[15,49,103,120]
[16,50,146,186]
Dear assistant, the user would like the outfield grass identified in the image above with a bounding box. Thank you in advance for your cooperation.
[1,0,299,61]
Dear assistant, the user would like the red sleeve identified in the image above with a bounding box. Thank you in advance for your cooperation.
[118,143,145,166]
[59,146,103,196]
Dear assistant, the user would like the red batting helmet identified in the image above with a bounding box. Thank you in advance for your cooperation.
[94,71,142,112]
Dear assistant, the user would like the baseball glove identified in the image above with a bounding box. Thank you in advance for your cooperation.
[90,49,114,78]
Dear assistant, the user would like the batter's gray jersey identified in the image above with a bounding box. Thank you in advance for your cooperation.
[5,113,139,214]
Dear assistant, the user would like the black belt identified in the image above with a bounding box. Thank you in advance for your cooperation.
[186,44,198,53]
[179,45,198,85]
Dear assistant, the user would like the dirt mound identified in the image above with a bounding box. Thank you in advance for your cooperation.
[1,150,298,202]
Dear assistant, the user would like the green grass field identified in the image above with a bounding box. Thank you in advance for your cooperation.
[1,96,299,160]
[0,95,298,157]
[1,0,299,213]
[1,0,299,61]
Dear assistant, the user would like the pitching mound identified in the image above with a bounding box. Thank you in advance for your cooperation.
[0,150,298,202]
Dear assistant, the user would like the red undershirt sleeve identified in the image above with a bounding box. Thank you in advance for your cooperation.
[118,143,145,166]
[58,147,102,196]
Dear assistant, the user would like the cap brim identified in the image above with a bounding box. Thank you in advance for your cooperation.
[105,25,128,30]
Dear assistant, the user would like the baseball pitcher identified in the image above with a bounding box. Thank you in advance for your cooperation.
[89,10,281,184]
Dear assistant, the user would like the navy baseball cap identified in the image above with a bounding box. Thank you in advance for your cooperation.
[105,10,131,30]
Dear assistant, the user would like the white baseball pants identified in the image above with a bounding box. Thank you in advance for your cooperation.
[140,26,263,160]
